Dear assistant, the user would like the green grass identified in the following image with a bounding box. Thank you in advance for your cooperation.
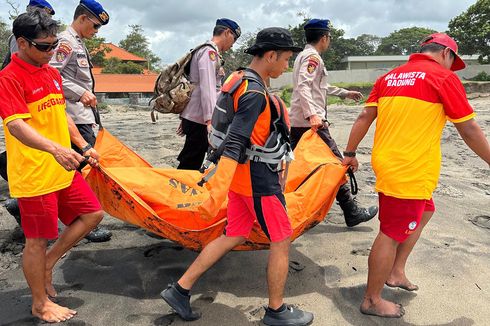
[465,72,490,82]
[327,96,366,106]
[279,85,367,107]
[331,82,374,88]
[280,86,293,106]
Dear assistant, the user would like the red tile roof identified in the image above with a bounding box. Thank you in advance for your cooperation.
[100,43,147,62]
[94,73,158,93]
[92,67,154,75]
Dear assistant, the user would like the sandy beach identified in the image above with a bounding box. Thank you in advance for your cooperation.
[0,95,489,326]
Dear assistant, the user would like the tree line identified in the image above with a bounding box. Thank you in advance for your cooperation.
[0,0,488,74]
[223,0,490,72]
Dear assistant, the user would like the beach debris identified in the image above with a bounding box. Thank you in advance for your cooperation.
[289,260,305,272]
[350,248,370,256]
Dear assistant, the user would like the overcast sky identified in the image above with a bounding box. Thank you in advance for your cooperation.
[0,0,477,64]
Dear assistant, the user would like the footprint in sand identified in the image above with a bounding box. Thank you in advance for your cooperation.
[289,260,305,272]
[364,176,376,186]
[471,182,490,195]
[356,147,372,155]
[143,243,184,257]
[469,215,490,230]
[435,184,464,198]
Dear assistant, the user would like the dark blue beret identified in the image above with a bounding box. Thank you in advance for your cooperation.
[80,0,109,25]
[28,0,55,15]
[304,19,331,31]
[216,18,241,39]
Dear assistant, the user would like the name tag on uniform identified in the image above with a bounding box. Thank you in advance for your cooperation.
[76,53,89,68]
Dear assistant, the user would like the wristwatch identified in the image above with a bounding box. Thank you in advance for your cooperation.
[81,143,92,153]
[343,151,356,157]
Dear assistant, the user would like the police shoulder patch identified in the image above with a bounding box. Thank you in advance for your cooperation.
[306,55,320,74]
[55,42,72,62]
[209,50,217,62]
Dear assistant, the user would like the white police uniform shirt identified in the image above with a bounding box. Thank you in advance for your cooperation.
[49,26,95,125]
[290,44,348,128]
[180,40,222,125]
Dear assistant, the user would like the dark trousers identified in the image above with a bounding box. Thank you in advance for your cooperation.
[290,126,352,204]
[0,151,7,181]
[177,119,209,170]
[72,124,96,171]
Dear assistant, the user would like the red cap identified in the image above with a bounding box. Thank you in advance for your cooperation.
[420,33,465,71]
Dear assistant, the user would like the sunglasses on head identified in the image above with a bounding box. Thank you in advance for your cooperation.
[22,36,59,52]
[86,16,102,30]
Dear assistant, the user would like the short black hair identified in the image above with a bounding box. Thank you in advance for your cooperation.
[305,29,329,44]
[213,25,228,37]
[13,9,59,40]
[74,4,93,21]
[420,43,454,58]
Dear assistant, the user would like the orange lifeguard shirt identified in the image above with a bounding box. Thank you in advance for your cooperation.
[0,54,74,198]
[365,53,475,199]
[221,69,281,197]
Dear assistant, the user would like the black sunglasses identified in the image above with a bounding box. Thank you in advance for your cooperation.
[23,36,59,52]
[87,16,102,30]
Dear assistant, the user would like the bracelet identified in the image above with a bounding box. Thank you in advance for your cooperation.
[81,143,92,153]
[343,151,356,157]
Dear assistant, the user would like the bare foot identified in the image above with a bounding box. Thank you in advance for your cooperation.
[360,297,405,318]
[386,275,419,291]
[45,269,58,298]
[32,298,77,323]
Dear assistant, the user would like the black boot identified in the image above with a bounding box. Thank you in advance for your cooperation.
[5,198,21,226]
[84,226,112,242]
[337,185,378,227]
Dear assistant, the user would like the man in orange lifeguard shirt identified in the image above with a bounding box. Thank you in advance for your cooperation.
[343,33,490,318]
[0,11,104,323]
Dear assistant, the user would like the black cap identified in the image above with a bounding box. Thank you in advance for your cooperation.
[245,27,303,55]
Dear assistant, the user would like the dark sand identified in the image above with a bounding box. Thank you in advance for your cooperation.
[0,96,489,325]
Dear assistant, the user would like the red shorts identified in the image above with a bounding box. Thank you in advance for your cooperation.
[378,193,435,243]
[18,172,102,239]
[225,191,293,243]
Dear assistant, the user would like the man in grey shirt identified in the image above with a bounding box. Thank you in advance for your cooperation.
[49,0,111,242]
[177,18,241,170]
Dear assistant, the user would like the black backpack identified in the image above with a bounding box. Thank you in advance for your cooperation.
[1,35,14,70]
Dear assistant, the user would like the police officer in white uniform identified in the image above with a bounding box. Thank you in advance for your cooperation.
[177,18,241,170]
[49,0,111,242]
[290,19,378,227]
